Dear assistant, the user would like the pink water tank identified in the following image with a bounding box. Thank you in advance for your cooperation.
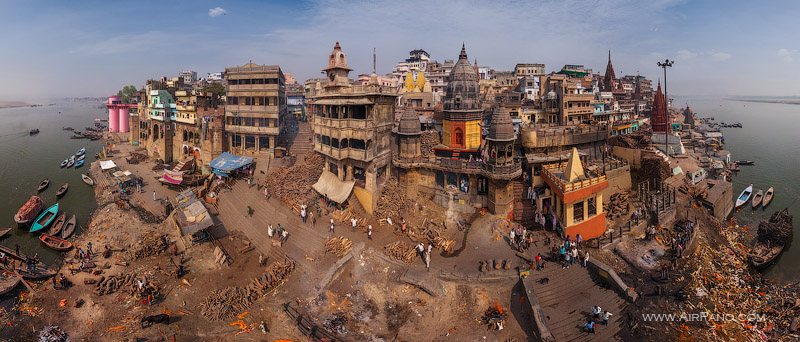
[108,108,119,132]
[118,107,130,133]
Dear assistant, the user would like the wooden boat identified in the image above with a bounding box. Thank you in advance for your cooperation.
[12,265,57,280]
[76,147,86,156]
[751,189,764,209]
[0,227,11,239]
[60,159,69,168]
[77,154,85,161]
[39,234,73,252]
[762,187,774,208]
[0,274,20,296]
[48,212,66,236]
[81,174,95,186]
[736,160,755,166]
[14,195,43,225]
[0,244,26,261]
[62,126,74,131]
[66,156,75,168]
[56,183,69,197]
[29,129,39,135]
[61,215,76,239]
[30,203,59,233]
[736,184,753,208]
[749,209,793,269]
[37,178,50,192]
[74,159,85,168]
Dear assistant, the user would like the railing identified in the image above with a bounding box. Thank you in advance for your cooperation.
[225,105,280,114]
[227,84,280,91]
[225,124,279,135]
[541,165,607,193]
[314,116,372,130]
[314,143,375,161]
[393,156,522,179]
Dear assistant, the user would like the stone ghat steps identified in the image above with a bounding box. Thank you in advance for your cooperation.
[512,180,536,227]
[525,259,626,341]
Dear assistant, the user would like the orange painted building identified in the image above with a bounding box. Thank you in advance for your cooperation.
[541,147,608,239]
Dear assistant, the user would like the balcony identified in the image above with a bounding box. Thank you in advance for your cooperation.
[227,84,280,92]
[393,156,522,180]
[175,115,197,125]
[225,124,279,135]
[225,105,280,115]
[176,104,195,112]
[313,116,373,130]
[314,143,375,162]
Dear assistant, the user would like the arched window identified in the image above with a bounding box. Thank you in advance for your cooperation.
[454,128,464,146]
[152,124,159,140]
[182,130,188,141]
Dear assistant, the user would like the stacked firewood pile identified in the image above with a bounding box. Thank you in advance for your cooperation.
[199,259,295,322]
[375,178,415,220]
[94,273,134,296]
[405,220,455,254]
[330,209,367,229]
[126,152,147,165]
[420,130,439,158]
[264,153,324,209]
[604,192,630,219]
[640,156,670,184]
[383,241,416,264]
[608,131,652,149]
[756,209,793,243]
[325,236,353,257]
[126,233,171,260]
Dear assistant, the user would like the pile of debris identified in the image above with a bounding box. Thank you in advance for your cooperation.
[604,191,631,219]
[264,152,324,209]
[383,241,416,264]
[126,233,171,260]
[199,259,295,322]
[37,326,69,342]
[420,130,439,158]
[325,236,353,257]
[375,178,415,220]
[608,131,651,149]
[125,152,147,165]
[756,209,793,244]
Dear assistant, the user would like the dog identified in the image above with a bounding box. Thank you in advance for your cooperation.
[141,314,170,328]
[537,277,550,285]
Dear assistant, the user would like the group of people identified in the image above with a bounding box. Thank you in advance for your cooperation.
[267,224,289,244]
[69,242,96,275]
[415,243,433,269]
[549,234,589,269]
[23,253,41,274]
[507,226,533,252]
[585,306,613,333]
[51,273,72,290]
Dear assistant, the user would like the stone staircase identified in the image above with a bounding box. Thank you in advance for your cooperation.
[526,261,626,341]
[513,180,536,227]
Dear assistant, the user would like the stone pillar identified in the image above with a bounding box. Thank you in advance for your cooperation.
[488,179,514,216]
[346,165,354,181]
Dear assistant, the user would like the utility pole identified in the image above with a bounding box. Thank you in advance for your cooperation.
[657,59,674,155]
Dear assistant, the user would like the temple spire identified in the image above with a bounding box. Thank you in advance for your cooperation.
[459,43,467,60]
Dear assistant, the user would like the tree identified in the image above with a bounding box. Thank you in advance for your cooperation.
[117,85,138,103]
[203,83,225,98]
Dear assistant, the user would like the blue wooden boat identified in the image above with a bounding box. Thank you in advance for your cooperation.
[74,159,85,168]
[76,147,86,156]
[30,203,59,233]
[77,154,85,161]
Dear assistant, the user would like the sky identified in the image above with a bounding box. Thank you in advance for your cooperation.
[0,0,798,100]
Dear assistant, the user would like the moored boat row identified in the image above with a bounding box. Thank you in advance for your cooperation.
[736,184,775,209]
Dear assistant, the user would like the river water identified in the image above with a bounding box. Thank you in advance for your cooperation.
[678,96,800,282]
[0,100,103,265]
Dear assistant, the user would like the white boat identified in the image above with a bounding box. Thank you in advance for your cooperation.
[736,184,753,208]
[76,147,86,156]
[77,154,85,161]
[66,155,75,168]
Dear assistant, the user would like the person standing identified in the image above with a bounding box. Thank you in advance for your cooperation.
[300,204,307,223]
[153,191,156,201]
[535,253,542,271]
[571,247,578,265]
[583,250,589,268]
[592,306,602,320]
[267,224,274,240]
[329,218,335,233]
[351,217,357,232]
[367,225,372,239]
[602,311,613,325]
[309,211,315,227]
[281,230,289,244]
[586,320,595,334]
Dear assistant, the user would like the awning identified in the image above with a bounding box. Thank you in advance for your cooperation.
[312,171,355,204]
[174,200,214,236]
[209,152,253,175]
[159,173,183,185]
[312,98,373,106]
[100,160,117,170]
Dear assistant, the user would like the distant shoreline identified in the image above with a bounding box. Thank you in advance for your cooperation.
[0,101,40,110]
[727,98,800,105]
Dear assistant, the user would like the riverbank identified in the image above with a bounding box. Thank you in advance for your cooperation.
[0,101,39,109]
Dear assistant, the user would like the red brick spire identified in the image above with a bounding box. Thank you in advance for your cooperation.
[651,81,669,133]
[602,50,616,92]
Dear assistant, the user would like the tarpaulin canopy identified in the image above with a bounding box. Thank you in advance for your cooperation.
[159,173,183,185]
[312,171,355,204]
[99,160,117,170]
[209,152,253,176]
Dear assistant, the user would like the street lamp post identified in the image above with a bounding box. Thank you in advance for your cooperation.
[657,59,673,155]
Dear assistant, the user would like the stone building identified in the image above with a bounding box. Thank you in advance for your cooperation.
[223,63,286,157]
[174,90,226,172]
[311,42,398,214]
[143,85,176,163]
[393,45,521,216]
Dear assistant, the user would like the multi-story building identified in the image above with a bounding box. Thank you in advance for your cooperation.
[310,42,398,214]
[223,63,286,157]
[179,70,197,85]
[145,85,177,162]
[514,63,545,77]
[206,72,223,82]
[173,90,226,168]
[393,45,521,215]
[540,74,595,125]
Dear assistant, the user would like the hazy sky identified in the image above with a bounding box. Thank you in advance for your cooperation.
[1,0,798,100]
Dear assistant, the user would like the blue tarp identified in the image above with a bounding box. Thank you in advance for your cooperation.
[209,152,253,176]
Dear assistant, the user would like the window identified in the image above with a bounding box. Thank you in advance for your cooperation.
[435,171,444,188]
[259,137,269,149]
[587,197,597,217]
[454,128,464,146]
[573,201,584,223]
[477,176,488,195]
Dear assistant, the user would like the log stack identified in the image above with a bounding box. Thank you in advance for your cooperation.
[756,208,793,244]
[264,153,324,209]
[383,241,416,264]
[324,236,353,257]
[126,233,171,260]
[604,191,630,219]
[420,130,439,158]
[375,178,415,220]
[199,259,295,322]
